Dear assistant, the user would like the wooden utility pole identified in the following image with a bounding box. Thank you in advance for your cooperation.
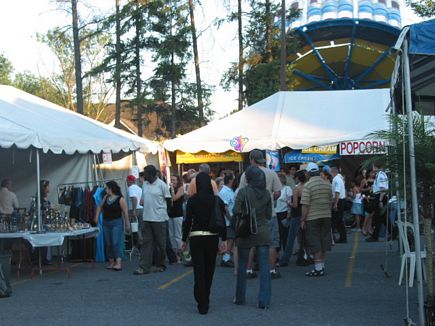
[280,0,287,91]
[238,0,244,111]
[188,0,205,126]
[114,0,121,128]
[71,0,84,114]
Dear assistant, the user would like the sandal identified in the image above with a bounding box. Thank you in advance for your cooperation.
[305,269,325,277]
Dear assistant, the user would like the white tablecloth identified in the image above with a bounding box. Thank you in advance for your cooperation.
[0,227,99,248]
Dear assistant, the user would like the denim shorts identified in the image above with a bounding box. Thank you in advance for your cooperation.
[269,216,280,248]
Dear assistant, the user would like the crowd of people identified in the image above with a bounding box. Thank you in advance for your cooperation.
[91,149,391,315]
[0,149,391,314]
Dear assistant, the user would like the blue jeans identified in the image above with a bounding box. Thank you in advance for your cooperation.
[103,218,124,259]
[280,217,301,265]
[236,245,271,306]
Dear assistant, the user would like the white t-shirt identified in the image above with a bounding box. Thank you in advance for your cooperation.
[373,171,388,193]
[276,185,293,213]
[332,174,346,199]
[142,178,171,222]
[128,184,143,210]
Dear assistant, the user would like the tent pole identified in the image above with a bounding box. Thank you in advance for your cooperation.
[403,38,425,326]
[36,149,42,233]
[93,154,99,183]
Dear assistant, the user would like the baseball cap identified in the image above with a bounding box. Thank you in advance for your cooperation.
[305,162,319,173]
[249,149,266,164]
[127,175,136,182]
[322,165,331,174]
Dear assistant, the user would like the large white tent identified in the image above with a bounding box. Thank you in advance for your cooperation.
[163,88,391,153]
[0,85,158,216]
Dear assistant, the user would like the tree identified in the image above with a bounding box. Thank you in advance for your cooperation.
[114,0,122,128]
[71,0,84,114]
[367,114,435,302]
[220,1,301,106]
[13,71,67,106]
[188,0,205,125]
[406,0,435,17]
[0,53,13,85]
[147,0,193,137]
[237,0,244,111]
[37,26,113,120]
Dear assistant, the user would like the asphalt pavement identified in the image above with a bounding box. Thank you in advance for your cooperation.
[1,231,419,326]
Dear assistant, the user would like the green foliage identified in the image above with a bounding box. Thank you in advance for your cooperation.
[406,0,435,17]
[0,53,13,85]
[220,1,301,106]
[364,114,435,216]
[13,71,67,107]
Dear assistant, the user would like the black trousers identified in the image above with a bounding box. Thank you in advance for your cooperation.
[372,194,388,240]
[332,199,346,241]
[277,211,289,252]
[190,235,219,312]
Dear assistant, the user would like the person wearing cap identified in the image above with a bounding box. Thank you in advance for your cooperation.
[238,149,282,279]
[330,167,347,243]
[300,162,333,277]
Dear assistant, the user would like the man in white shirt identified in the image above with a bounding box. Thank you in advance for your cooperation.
[0,179,19,215]
[330,167,347,243]
[134,165,171,275]
[127,175,143,219]
[367,163,389,242]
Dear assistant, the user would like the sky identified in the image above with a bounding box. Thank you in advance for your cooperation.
[0,0,424,120]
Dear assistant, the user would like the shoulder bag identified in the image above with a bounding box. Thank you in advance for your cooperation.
[233,190,258,238]
[209,196,226,234]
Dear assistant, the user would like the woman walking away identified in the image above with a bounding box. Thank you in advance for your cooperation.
[233,166,272,309]
[94,181,130,271]
[181,172,227,315]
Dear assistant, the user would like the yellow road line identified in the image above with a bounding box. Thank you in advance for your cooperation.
[345,232,360,288]
[158,269,193,290]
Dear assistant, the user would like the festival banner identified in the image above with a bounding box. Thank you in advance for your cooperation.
[284,150,339,163]
[301,145,337,154]
[176,151,244,164]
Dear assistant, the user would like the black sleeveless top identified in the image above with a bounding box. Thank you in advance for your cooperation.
[103,196,122,220]
[169,196,184,218]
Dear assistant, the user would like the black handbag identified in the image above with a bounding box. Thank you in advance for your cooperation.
[233,190,257,238]
[209,196,226,234]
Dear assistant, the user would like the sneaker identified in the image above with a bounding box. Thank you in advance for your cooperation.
[305,268,325,277]
[246,270,257,279]
[133,267,150,275]
[221,260,234,268]
[270,270,281,279]
[366,236,378,242]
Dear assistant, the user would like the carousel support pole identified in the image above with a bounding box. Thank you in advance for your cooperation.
[403,39,425,326]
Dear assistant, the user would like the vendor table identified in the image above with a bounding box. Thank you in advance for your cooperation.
[0,227,99,277]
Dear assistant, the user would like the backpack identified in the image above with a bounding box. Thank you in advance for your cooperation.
[0,263,12,298]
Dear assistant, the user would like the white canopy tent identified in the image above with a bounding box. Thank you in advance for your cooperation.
[0,85,158,230]
[163,88,391,153]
